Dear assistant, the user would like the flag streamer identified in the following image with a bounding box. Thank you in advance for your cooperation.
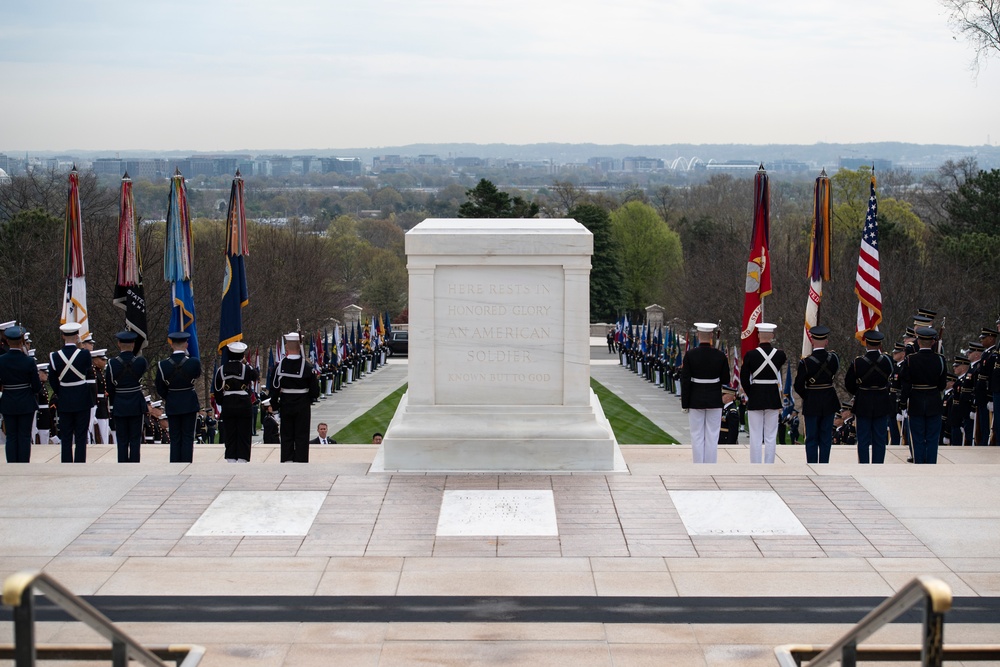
[113,173,148,349]
[740,165,771,356]
[802,170,832,358]
[165,170,199,358]
[855,172,883,340]
[218,171,250,353]
[60,167,90,337]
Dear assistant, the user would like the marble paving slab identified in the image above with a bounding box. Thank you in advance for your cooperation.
[669,490,809,536]
[186,491,328,537]
[436,490,559,537]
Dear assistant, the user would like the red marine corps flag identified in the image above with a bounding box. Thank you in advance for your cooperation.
[741,164,772,356]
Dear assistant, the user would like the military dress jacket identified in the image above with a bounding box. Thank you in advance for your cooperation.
[793,348,840,416]
[900,349,948,417]
[106,352,148,418]
[0,349,43,415]
[844,350,894,418]
[155,352,202,415]
[740,343,786,410]
[680,344,730,410]
[49,344,95,413]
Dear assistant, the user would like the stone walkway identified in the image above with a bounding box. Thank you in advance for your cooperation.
[1,348,999,666]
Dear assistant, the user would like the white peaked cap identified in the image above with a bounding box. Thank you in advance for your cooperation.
[284,332,300,341]
[92,349,107,358]
[227,342,248,353]
[60,322,82,335]
[0,320,16,329]
[756,323,777,333]
[694,322,717,333]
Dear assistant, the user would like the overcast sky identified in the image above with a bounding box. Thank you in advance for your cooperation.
[2,0,998,152]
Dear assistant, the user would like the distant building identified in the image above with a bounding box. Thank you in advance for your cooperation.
[587,157,619,172]
[839,157,893,172]
[0,167,10,185]
[322,157,363,175]
[453,157,484,168]
[621,156,664,172]
[705,160,759,174]
[769,159,809,173]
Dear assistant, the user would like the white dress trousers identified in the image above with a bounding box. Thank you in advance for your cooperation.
[689,408,722,463]
[748,409,780,463]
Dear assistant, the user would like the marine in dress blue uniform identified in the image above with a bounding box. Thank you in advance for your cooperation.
[740,322,786,464]
[844,330,894,464]
[793,325,840,464]
[899,327,948,464]
[0,326,43,462]
[106,331,148,462]
[154,332,202,463]
[680,323,730,463]
[49,322,94,463]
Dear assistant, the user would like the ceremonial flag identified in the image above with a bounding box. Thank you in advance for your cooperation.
[266,346,275,392]
[61,166,89,338]
[218,170,249,355]
[855,170,882,341]
[164,169,200,358]
[802,169,832,358]
[782,361,795,418]
[113,171,147,349]
[741,164,772,356]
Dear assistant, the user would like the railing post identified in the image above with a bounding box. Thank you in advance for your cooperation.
[841,640,857,667]
[112,638,128,667]
[922,598,946,667]
[12,584,36,667]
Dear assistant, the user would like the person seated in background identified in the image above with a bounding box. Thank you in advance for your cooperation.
[310,422,336,445]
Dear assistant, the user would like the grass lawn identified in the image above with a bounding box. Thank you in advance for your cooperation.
[591,377,679,444]
[331,379,678,445]
[331,383,407,444]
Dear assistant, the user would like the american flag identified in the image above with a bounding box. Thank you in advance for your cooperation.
[854,174,882,340]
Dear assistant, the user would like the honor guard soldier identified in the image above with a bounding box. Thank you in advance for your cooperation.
[271,332,321,462]
[889,342,906,449]
[35,364,52,445]
[0,326,43,462]
[261,399,280,444]
[106,331,147,462]
[719,385,740,445]
[90,349,112,445]
[975,326,998,445]
[49,322,94,462]
[680,322,730,463]
[899,326,948,464]
[740,322,786,464]
[942,373,958,445]
[154,331,202,462]
[794,325,840,463]
[953,354,974,446]
[844,330,894,464]
[213,341,258,462]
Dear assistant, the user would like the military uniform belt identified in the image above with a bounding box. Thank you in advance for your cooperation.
[37,403,48,410]
[169,387,195,392]
[3,383,30,390]
[60,380,87,387]
[223,390,248,396]
[912,384,938,390]
[808,383,833,389]
[752,379,780,385]
[691,377,720,384]
[858,386,889,391]
[281,387,309,394]
[116,387,142,393]
[97,393,106,398]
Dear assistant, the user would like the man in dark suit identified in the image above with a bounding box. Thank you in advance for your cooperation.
[49,322,94,463]
[900,326,948,464]
[106,331,147,462]
[155,331,202,463]
[213,341,258,462]
[740,322,786,464]
[794,325,840,464]
[309,422,336,445]
[844,330,894,464]
[0,326,43,462]
[680,322,730,463]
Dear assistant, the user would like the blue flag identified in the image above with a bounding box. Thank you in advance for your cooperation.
[218,253,248,353]
[170,279,200,359]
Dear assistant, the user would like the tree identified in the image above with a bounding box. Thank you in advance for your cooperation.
[609,202,683,316]
[942,168,1000,236]
[571,204,624,322]
[360,249,408,316]
[942,0,1000,72]
[458,179,539,218]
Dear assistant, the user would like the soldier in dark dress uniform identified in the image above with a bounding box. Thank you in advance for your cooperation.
[899,326,948,464]
[953,355,973,446]
[942,373,958,446]
[49,322,94,463]
[213,341,258,462]
[719,385,740,445]
[271,332,321,462]
[154,331,202,463]
[740,322,786,464]
[838,403,857,446]
[680,323,730,463]
[0,326,43,462]
[261,399,280,444]
[844,330,894,463]
[91,349,112,445]
[888,342,906,449]
[793,325,840,464]
[106,331,147,462]
[35,364,53,445]
[966,342,984,445]
[975,327,997,446]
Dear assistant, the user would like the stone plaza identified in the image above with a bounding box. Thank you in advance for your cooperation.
[1,352,999,666]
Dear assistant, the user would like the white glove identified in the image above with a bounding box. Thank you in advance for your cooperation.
[989,402,994,412]
[943,437,951,445]
[971,412,977,421]
[896,414,904,424]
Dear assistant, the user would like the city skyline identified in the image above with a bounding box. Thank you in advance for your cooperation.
[3,0,999,152]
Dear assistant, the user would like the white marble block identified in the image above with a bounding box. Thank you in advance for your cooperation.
[378,218,622,472]
[669,490,809,536]
[436,490,559,536]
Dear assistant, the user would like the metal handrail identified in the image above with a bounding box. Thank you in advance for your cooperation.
[3,569,203,667]
[774,575,952,667]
